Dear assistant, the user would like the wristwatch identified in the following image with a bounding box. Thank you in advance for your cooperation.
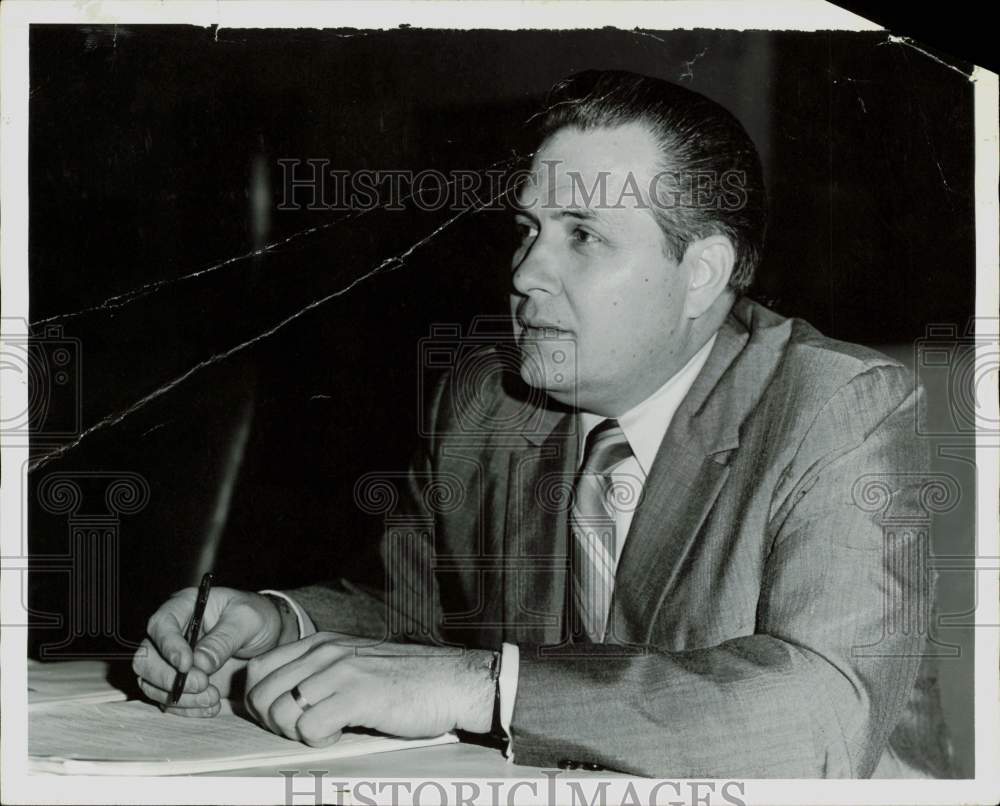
[488,649,506,744]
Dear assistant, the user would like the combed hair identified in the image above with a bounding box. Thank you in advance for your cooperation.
[535,70,767,294]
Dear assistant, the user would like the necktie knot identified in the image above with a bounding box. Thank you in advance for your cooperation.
[580,419,632,477]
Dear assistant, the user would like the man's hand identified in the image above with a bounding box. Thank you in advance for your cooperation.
[244,633,495,746]
[132,587,289,716]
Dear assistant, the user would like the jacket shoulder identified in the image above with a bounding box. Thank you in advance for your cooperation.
[740,297,908,384]
[737,298,919,443]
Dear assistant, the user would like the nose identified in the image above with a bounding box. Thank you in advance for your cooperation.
[511,237,561,298]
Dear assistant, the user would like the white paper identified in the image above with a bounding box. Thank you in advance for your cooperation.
[27,660,127,707]
[29,699,457,775]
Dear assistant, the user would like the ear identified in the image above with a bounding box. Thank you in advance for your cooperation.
[682,235,735,319]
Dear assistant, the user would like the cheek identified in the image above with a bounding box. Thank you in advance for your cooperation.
[572,258,679,342]
[615,280,681,353]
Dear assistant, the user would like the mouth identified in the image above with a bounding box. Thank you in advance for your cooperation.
[517,319,571,339]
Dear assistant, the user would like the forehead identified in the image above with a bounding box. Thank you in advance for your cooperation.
[517,122,663,211]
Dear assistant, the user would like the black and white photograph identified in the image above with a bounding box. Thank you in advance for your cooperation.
[1,1,997,804]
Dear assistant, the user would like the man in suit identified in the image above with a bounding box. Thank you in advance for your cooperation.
[133,70,951,777]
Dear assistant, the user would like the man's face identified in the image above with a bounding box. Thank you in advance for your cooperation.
[510,123,696,416]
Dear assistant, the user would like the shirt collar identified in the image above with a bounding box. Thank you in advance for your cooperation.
[577,334,717,475]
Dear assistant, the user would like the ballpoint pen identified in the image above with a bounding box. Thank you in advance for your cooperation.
[166,572,214,708]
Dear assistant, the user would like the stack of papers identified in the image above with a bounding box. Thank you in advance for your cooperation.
[30,698,457,775]
[27,659,127,707]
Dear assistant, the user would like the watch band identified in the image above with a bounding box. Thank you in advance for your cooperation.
[262,592,301,644]
[488,649,506,743]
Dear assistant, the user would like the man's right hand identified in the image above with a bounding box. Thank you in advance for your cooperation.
[132,587,287,717]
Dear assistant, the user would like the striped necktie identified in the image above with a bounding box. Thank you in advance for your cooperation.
[570,418,633,643]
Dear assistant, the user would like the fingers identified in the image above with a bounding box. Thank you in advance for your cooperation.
[136,586,279,714]
[244,632,324,691]
[136,676,222,716]
[145,591,198,674]
[245,639,328,728]
[160,703,223,718]
[296,690,351,747]
[245,637,352,736]
[132,636,209,694]
[193,595,279,675]
[265,688,311,740]
[267,680,351,746]
[193,614,248,676]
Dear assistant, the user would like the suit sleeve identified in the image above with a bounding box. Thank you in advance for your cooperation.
[509,365,931,777]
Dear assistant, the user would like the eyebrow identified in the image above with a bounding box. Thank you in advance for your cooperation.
[557,208,600,222]
[511,205,604,224]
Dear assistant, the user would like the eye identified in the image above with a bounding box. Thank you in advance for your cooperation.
[571,227,602,246]
[514,219,538,243]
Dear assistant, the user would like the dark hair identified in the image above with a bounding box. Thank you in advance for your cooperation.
[535,70,767,294]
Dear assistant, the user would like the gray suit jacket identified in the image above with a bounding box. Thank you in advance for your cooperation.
[290,297,953,778]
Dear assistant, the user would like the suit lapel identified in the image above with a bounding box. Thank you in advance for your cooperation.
[608,300,792,645]
[608,431,730,644]
[501,412,577,644]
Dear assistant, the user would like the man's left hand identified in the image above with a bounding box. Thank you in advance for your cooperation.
[244,632,495,746]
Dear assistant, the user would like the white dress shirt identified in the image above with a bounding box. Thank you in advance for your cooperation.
[270,334,717,758]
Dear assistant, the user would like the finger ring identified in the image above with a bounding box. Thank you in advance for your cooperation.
[290,684,312,712]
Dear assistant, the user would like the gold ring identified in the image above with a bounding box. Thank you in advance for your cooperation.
[290,684,312,712]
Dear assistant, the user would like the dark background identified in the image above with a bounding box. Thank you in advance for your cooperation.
[25,26,977,774]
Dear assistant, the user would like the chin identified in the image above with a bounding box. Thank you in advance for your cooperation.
[518,360,575,403]
[517,335,576,387]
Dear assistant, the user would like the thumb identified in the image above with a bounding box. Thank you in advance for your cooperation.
[192,609,258,675]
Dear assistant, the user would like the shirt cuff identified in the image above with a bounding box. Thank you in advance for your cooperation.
[259,589,317,640]
[499,642,519,762]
